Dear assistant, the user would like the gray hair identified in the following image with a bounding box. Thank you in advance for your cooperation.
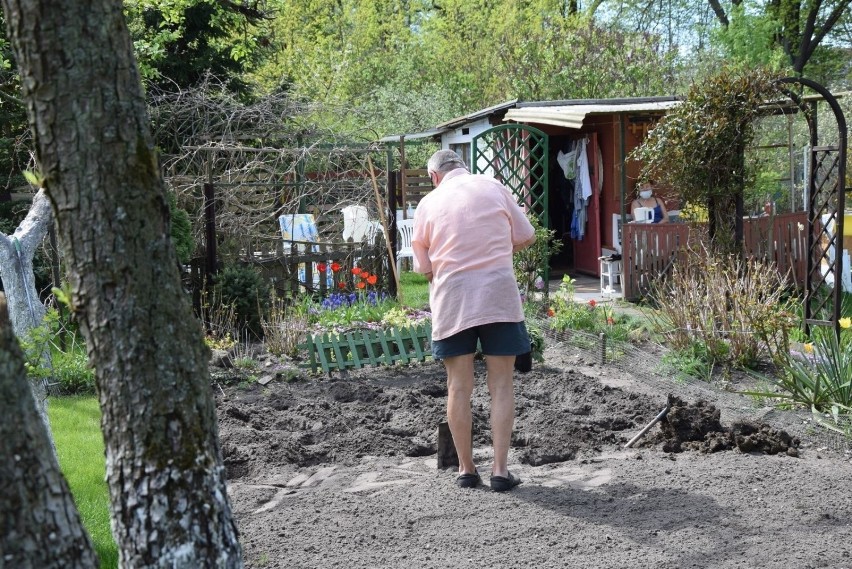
[427,149,467,174]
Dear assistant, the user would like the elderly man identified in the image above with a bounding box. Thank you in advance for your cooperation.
[412,149,536,491]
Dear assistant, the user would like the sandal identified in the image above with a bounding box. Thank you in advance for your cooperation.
[455,470,482,489]
[490,471,522,492]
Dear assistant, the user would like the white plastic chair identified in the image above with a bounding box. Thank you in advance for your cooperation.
[396,219,414,274]
[365,220,384,245]
[341,205,370,242]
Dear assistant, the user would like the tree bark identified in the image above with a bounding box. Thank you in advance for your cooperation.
[0,294,98,568]
[0,188,53,431]
[0,1,243,567]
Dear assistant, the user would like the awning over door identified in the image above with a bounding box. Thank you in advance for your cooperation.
[503,100,681,129]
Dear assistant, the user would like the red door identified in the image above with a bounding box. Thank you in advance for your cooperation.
[572,133,602,275]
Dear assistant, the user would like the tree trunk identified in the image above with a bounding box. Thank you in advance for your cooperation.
[1,1,243,567]
[0,188,54,432]
[0,294,98,568]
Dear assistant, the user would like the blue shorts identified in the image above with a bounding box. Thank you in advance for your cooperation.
[431,322,531,359]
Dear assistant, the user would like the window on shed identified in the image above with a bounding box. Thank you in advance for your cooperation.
[450,143,471,168]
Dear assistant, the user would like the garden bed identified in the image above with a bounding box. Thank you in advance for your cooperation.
[214,340,852,569]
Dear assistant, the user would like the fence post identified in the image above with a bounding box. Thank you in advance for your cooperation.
[203,182,217,283]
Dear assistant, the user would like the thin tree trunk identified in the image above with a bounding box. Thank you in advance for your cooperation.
[0,294,98,568]
[0,188,54,435]
[1,1,243,566]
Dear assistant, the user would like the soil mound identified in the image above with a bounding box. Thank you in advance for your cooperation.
[215,357,802,483]
[653,396,800,456]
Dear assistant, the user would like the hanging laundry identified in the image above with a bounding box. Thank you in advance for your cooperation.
[556,148,577,180]
[568,138,592,241]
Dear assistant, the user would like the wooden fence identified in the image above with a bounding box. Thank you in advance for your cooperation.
[622,211,807,300]
[184,238,390,307]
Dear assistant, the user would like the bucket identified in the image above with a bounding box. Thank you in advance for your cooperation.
[633,207,654,223]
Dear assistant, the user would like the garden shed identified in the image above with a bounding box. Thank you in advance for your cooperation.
[384,88,846,305]
[383,96,684,281]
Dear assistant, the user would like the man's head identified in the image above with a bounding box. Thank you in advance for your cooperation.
[427,150,467,187]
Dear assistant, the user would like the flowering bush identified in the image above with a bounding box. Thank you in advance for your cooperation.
[545,275,643,343]
[302,264,399,330]
[547,276,599,333]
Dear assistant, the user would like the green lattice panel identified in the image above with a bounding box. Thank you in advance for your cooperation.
[301,323,433,373]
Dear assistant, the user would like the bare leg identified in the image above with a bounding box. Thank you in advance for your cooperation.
[443,354,476,475]
[485,355,515,478]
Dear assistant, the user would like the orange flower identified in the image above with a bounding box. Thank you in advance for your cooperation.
[607,317,615,325]
[352,267,362,276]
[316,262,327,272]
[331,262,341,272]
[367,274,378,285]
[547,308,555,317]
[588,299,597,308]
[356,281,366,289]
[338,281,346,290]
[360,271,371,280]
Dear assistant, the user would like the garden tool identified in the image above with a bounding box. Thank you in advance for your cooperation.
[624,394,673,448]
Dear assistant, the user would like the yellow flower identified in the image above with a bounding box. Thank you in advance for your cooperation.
[840,317,851,329]
[803,343,814,354]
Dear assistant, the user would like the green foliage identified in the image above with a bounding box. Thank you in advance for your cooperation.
[514,214,561,299]
[709,2,788,72]
[214,264,270,338]
[19,308,95,395]
[743,321,852,413]
[167,190,193,264]
[631,66,782,254]
[660,343,715,383]
[527,322,545,363]
[125,0,270,95]
[0,10,29,196]
[48,397,118,568]
[545,275,640,342]
[647,247,799,374]
[310,290,397,329]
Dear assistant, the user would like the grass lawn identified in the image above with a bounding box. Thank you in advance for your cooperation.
[49,397,118,569]
[45,277,428,568]
[399,271,429,310]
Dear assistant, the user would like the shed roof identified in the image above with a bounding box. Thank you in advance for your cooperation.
[504,97,681,129]
[435,99,519,129]
[377,128,446,143]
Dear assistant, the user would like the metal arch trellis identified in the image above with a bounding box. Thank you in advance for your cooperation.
[471,123,550,283]
[775,77,847,335]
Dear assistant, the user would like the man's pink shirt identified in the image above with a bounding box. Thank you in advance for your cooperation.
[412,168,535,341]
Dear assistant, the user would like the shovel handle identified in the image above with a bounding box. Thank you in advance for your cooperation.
[623,403,670,449]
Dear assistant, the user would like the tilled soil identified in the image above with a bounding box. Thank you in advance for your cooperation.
[216,348,852,569]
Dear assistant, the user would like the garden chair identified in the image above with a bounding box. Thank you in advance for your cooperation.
[365,220,384,246]
[341,205,370,242]
[396,219,414,274]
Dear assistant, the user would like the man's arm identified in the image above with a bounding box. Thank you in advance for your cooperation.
[512,235,536,253]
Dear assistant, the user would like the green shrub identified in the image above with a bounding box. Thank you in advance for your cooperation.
[20,308,96,395]
[647,246,797,373]
[744,319,852,414]
[214,264,270,338]
[514,214,561,299]
[167,190,194,264]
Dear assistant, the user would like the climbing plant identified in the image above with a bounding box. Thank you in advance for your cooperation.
[631,66,783,255]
